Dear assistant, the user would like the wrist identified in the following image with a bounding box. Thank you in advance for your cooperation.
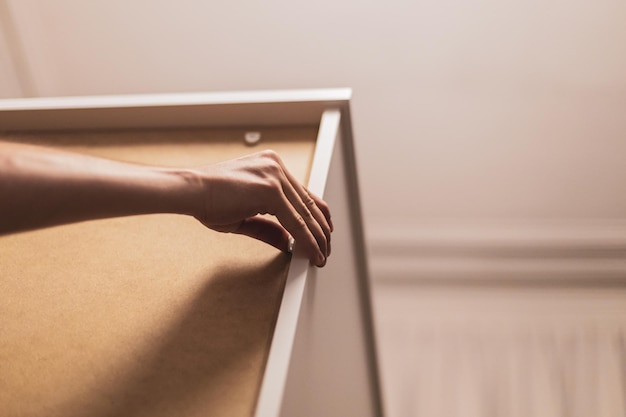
[160,167,205,217]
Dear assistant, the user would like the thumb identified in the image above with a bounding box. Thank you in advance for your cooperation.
[233,217,292,253]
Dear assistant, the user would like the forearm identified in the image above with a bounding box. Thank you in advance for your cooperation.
[0,142,332,265]
[0,142,199,235]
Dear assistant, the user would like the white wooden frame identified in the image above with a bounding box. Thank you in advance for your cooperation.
[0,88,383,417]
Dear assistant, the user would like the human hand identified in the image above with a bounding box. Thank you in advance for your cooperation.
[190,150,332,267]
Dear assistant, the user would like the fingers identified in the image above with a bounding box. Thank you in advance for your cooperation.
[195,149,333,267]
[278,178,329,261]
[233,217,292,253]
[271,155,333,257]
[309,192,333,232]
[306,191,332,256]
[257,151,331,266]
[239,185,331,266]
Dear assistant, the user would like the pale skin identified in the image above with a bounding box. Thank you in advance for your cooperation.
[0,142,332,267]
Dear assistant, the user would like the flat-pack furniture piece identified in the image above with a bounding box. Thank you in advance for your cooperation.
[0,89,383,417]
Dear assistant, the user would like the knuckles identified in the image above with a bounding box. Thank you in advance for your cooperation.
[242,149,281,167]
[293,215,308,231]
[253,150,283,178]
[259,149,281,163]
[303,194,317,209]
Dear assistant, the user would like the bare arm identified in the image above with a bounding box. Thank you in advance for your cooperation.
[0,142,331,267]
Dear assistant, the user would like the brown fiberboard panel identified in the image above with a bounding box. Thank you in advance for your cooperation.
[0,126,317,417]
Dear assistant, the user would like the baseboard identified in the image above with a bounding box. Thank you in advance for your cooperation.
[366,219,626,285]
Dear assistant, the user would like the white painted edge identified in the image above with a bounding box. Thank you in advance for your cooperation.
[253,109,341,417]
[0,88,352,110]
[306,109,341,197]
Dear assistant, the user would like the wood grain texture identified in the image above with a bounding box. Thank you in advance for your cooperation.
[0,126,316,417]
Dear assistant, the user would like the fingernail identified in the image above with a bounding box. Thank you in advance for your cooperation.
[317,252,326,267]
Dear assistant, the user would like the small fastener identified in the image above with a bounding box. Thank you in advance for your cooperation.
[244,131,262,146]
